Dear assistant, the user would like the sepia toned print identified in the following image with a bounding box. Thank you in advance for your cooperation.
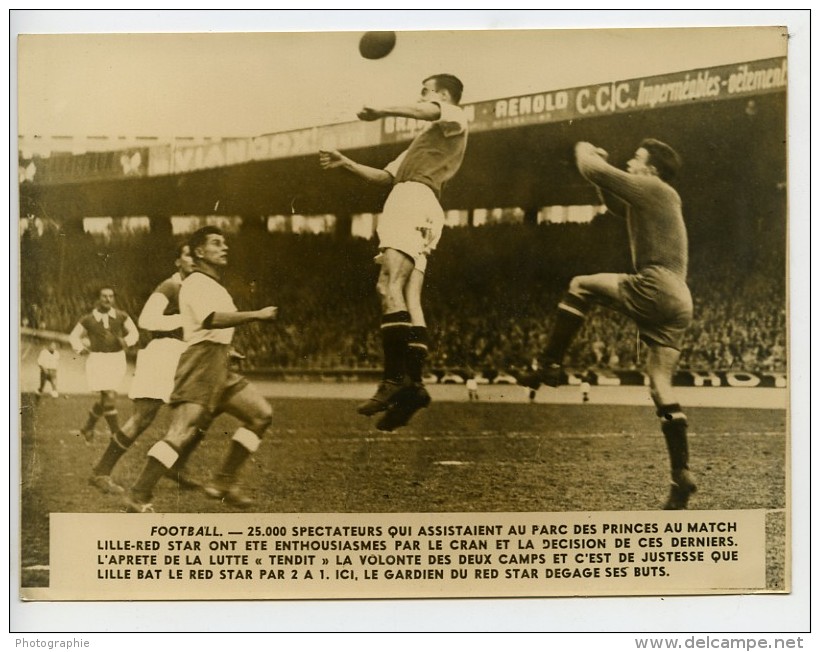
[17,26,789,601]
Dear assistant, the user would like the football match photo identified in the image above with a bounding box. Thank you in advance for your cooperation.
[13,12,806,637]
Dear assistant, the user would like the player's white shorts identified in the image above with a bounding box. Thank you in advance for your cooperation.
[128,338,187,402]
[85,351,127,392]
[377,181,444,273]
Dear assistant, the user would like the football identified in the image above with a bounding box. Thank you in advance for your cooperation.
[359,31,396,60]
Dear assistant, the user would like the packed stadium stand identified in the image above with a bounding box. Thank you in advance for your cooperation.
[19,212,786,376]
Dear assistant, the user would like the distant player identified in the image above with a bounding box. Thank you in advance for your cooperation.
[36,341,60,397]
[526,359,539,403]
[320,73,468,432]
[466,376,479,402]
[580,371,592,404]
[88,244,203,495]
[124,226,278,513]
[69,287,138,444]
[521,139,696,509]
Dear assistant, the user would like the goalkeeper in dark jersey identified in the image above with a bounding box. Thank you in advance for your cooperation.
[522,138,696,510]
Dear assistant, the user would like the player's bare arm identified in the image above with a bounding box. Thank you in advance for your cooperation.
[205,306,278,329]
[357,101,442,122]
[319,149,393,185]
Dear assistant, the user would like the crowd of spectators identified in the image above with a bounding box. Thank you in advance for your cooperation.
[20,217,787,374]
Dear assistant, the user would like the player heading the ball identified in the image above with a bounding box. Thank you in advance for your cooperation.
[320,73,468,432]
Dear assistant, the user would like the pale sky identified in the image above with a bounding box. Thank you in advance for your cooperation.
[14,10,793,141]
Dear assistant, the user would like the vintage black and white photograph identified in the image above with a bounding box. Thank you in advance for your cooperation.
[12,9,806,630]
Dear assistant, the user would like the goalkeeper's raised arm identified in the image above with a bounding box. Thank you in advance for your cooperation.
[575,141,650,207]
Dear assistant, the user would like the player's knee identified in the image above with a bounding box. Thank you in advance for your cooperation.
[378,280,407,314]
[247,404,273,435]
[376,275,390,301]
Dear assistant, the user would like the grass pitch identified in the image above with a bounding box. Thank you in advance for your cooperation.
[19,392,786,590]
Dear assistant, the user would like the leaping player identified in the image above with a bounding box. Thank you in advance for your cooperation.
[320,73,469,432]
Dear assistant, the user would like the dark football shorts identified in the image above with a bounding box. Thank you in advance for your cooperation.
[170,341,248,414]
[612,265,693,351]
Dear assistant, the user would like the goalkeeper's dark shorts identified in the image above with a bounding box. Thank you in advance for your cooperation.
[610,265,693,351]
[170,341,248,414]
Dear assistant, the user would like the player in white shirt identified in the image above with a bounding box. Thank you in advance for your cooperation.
[124,226,278,513]
[89,244,204,495]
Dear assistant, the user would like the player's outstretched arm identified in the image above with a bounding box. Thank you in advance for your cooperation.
[205,306,278,329]
[358,102,441,122]
[319,149,392,185]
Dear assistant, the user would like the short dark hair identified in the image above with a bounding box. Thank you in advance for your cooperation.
[175,240,191,259]
[98,285,114,297]
[424,73,463,104]
[188,226,224,260]
[640,138,682,183]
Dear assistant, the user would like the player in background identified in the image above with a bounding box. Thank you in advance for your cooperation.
[526,358,539,403]
[466,375,479,402]
[520,139,696,509]
[580,369,593,404]
[36,341,60,397]
[123,226,278,513]
[69,287,138,444]
[320,73,468,432]
[88,244,203,495]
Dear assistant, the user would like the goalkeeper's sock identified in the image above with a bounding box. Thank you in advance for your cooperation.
[542,292,589,364]
[406,326,429,383]
[93,430,132,476]
[658,404,690,472]
[381,311,412,384]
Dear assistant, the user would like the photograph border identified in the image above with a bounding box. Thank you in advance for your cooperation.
[8,8,811,636]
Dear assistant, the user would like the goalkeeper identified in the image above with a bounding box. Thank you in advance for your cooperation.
[521,138,696,510]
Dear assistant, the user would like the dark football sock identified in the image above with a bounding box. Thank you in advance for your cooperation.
[381,311,412,383]
[406,326,429,383]
[93,430,132,476]
[542,292,589,364]
[132,458,169,502]
[218,441,251,480]
[82,402,104,433]
[132,441,179,501]
[658,403,690,472]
